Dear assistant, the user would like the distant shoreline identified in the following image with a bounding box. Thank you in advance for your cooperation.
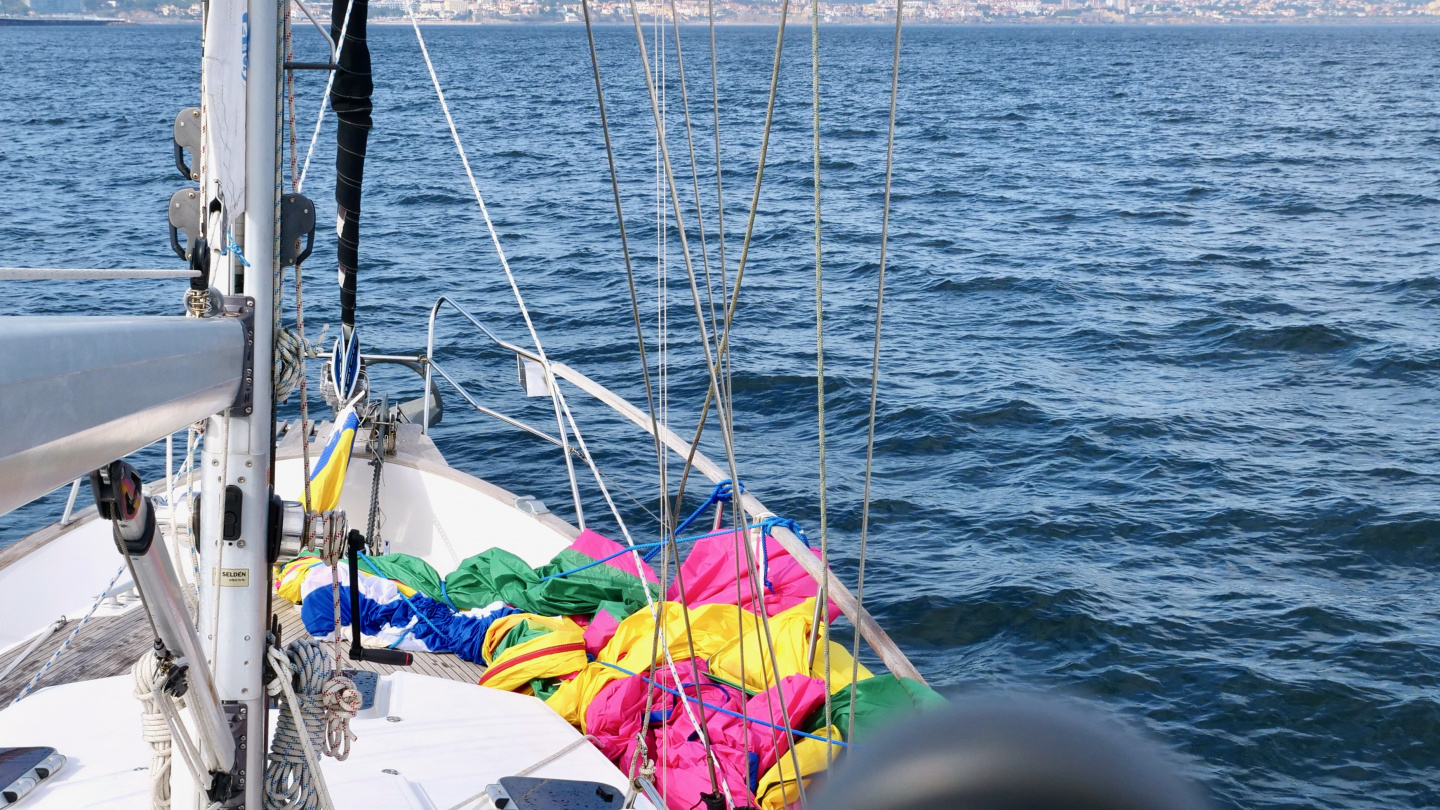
[8,14,1440,26]
[27,17,1440,26]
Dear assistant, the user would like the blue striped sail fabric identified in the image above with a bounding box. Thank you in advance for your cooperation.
[296,561,517,661]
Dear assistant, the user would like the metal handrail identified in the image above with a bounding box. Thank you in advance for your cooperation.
[425,358,568,451]
[425,295,586,525]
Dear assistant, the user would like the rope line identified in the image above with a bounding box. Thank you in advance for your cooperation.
[398,14,730,790]
[621,0,811,799]
[849,0,905,746]
[401,0,587,528]
[809,0,834,770]
[578,0,669,543]
[549,375,737,809]
[596,662,848,749]
[665,0,724,362]
[264,641,337,810]
[149,665,215,794]
[443,735,599,810]
[297,0,359,192]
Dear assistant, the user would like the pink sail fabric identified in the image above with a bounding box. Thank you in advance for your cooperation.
[670,530,838,619]
[586,662,754,809]
[744,675,828,774]
[585,672,650,767]
[652,739,752,810]
[583,607,624,658]
[582,660,831,810]
[571,529,660,583]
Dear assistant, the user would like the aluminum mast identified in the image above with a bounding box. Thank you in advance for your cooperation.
[194,0,282,803]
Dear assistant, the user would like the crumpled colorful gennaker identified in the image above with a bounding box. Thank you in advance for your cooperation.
[277,553,518,660]
[490,595,877,810]
[272,528,663,663]
[276,525,942,810]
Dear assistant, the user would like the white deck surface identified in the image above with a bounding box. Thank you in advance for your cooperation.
[0,672,656,810]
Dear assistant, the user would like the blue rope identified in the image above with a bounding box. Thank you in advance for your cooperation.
[540,540,664,582]
[758,517,808,548]
[756,517,810,593]
[356,553,452,648]
[223,230,251,268]
[596,661,848,748]
[646,480,744,562]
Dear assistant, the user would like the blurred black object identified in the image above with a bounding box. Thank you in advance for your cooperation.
[813,694,1210,810]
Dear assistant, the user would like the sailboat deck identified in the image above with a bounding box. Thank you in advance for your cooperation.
[270,594,489,683]
[0,606,153,706]
[0,594,487,707]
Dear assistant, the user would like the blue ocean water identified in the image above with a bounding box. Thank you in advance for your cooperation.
[2,21,1438,809]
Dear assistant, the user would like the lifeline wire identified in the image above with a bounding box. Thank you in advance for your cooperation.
[397,9,743,789]
[809,0,834,769]
[402,0,587,528]
[849,0,905,746]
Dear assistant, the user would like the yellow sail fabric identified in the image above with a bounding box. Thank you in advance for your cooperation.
[477,614,586,694]
[708,598,872,694]
[546,661,622,729]
[275,556,318,603]
[273,554,419,604]
[547,602,764,728]
[304,405,359,513]
[754,725,842,810]
[602,602,764,672]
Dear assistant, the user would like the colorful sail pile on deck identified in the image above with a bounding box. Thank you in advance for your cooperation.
[275,523,943,810]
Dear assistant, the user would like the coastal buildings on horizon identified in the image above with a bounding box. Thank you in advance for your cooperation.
[12,0,1440,26]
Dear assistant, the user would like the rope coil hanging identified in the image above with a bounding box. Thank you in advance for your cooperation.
[132,653,174,810]
[320,674,361,759]
[275,324,328,403]
[264,640,339,810]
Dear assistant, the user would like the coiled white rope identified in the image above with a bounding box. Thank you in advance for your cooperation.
[320,675,361,760]
[132,654,175,810]
[264,641,336,810]
[275,324,327,403]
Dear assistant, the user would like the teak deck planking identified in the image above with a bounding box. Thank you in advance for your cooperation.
[0,593,487,707]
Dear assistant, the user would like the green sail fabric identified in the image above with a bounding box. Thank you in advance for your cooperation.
[806,674,948,741]
[443,546,658,617]
[491,617,555,658]
[362,553,445,601]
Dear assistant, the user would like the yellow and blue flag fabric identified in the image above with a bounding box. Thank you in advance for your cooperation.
[305,404,359,512]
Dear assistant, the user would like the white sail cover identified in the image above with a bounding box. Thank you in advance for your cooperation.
[201,0,247,225]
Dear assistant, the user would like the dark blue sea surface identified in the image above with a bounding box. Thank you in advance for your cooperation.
[2,22,1438,809]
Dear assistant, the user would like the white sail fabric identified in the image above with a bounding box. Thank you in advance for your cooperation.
[201,0,247,225]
